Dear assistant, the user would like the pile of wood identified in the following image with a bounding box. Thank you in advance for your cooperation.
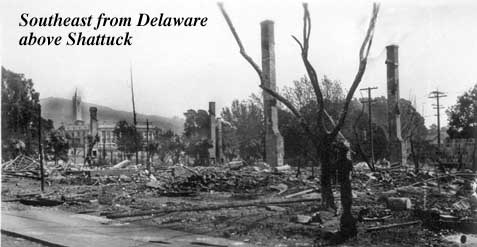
[2,155,41,179]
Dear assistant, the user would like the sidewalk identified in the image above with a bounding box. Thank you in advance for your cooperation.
[2,207,248,247]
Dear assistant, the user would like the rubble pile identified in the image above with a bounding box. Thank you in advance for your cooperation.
[46,160,151,185]
[2,153,476,246]
[351,166,477,235]
[2,155,42,178]
[147,164,302,195]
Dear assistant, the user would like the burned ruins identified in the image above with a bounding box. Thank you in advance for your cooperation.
[1,2,477,247]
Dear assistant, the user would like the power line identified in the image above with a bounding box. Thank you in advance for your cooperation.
[428,90,447,149]
[360,86,378,166]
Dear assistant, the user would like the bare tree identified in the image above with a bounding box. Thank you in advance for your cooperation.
[401,100,428,172]
[352,101,375,171]
[402,108,419,171]
[218,2,379,241]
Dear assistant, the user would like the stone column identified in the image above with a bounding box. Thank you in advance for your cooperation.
[261,20,284,167]
[217,118,224,163]
[208,102,217,161]
[386,45,406,165]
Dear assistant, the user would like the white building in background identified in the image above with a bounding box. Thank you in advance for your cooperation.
[61,89,160,163]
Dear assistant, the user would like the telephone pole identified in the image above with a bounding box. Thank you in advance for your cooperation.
[38,104,44,192]
[102,133,106,162]
[130,63,139,164]
[429,90,447,149]
[360,86,378,166]
[146,119,150,171]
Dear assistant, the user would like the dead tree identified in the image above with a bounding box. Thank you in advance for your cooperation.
[402,106,422,172]
[352,101,375,171]
[219,2,379,241]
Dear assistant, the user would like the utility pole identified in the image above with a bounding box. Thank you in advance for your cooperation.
[360,86,378,167]
[102,132,106,162]
[130,63,139,164]
[83,141,87,166]
[429,90,447,149]
[146,119,150,171]
[37,104,44,192]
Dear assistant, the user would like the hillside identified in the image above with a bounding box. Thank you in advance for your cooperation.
[40,97,184,133]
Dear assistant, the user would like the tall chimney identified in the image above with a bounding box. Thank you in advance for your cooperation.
[261,20,284,167]
[386,45,406,164]
[89,107,98,137]
[217,118,224,163]
[73,89,82,122]
[208,102,217,161]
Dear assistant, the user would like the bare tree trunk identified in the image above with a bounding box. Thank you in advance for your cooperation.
[320,148,336,210]
[353,102,375,171]
[410,137,419,173]
[218,3,379,242]
[337,155,356,240]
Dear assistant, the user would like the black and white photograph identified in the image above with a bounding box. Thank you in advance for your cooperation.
[0,0,476,246]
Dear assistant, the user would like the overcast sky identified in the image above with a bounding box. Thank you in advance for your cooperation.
[1,0,476,127]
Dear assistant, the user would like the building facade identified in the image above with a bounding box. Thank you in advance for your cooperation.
[62,90,159,164]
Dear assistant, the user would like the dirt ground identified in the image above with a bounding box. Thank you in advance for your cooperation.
[1,165,475,246]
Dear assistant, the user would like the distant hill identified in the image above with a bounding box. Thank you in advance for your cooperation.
[40,97,184,133]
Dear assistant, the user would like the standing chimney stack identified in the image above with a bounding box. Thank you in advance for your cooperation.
[386,45,406,165]
[72,89,82,123]
[261,20,284,167]
[89,107,98,138]
[217,118,224,163]
[208,102,217,161]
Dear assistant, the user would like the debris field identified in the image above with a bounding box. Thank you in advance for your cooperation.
[2,155,477,246]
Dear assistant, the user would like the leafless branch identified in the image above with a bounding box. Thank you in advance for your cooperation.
[218,3,264,83]
[324,110,347,142]
[218,3,317,144]
[293,3,325,125]
[260,85,318,144]
[403,110,420,141]
[352,102,373,170]
[360,4,380,61]
[291,35,303,51]
[330,3,380,139]
[260,85,301,120]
